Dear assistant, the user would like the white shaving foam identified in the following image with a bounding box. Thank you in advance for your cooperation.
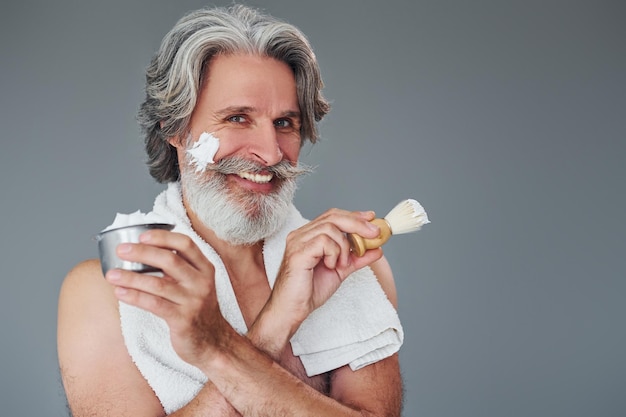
[187,132,220,172]
[102,210,169,232]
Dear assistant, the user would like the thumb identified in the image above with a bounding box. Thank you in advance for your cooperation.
[342,248,383,279]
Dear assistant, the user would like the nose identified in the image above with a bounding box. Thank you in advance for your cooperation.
[247,122,283,167]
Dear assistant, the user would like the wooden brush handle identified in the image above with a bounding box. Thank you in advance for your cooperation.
[348,218,392,257]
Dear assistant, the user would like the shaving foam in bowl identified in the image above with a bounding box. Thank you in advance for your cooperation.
[96,211,175,276]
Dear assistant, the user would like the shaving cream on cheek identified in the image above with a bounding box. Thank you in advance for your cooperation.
[186,132,220,172]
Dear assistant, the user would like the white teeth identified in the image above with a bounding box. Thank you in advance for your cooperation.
[237,172,273,183]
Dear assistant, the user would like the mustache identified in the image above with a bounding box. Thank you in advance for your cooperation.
[203,157,314,180]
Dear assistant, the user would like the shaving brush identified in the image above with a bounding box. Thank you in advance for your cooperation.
[348,199,430,256]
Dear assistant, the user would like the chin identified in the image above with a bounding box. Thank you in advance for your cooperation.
[183,172,297,245]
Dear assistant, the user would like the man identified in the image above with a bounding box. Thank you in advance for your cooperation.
[58,5,404,416]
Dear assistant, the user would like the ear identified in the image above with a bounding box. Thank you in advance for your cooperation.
[160,121,184,149]
[167,135,184,149]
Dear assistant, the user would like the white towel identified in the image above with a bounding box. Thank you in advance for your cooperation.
[119,182,404,413]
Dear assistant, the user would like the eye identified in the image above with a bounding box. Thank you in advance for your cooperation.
[228,115,247,124]
[274,118,292,129]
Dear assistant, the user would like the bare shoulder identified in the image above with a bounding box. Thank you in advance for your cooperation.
[58,260,163,416]
[330,354,403,417]
[58,259,116,338]
[327,258,402,415]
[58,259,122,350]
[368,255,398,308]
[59,259,111,306]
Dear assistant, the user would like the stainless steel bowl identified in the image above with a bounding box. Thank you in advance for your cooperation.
[96,223,175,276]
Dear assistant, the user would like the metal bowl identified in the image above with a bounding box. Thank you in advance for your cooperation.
[95,223,175,276]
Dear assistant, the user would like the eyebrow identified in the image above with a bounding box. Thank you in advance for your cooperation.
[215,106,301,119]
[280,110,301,119]
[214,106,255,118]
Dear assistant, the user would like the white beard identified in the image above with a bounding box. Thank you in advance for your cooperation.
[181,167,297,246]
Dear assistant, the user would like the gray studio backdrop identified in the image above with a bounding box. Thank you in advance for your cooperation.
[1,1,624,416]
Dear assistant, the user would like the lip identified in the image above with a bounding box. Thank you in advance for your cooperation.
[237,171,273,183]
[228,172,275,193]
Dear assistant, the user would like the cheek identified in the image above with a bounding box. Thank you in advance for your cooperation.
[207,129,253,161]
[211,141,242,162]
[212,138,301,164]
[186,132,221,172]
[279,140,301,163]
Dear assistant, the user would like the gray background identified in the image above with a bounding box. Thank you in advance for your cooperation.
[1,0,624,416]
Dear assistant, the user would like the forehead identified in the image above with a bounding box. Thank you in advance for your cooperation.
[199,54,299,111]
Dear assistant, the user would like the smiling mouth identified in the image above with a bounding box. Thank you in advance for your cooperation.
[237,171,273,184]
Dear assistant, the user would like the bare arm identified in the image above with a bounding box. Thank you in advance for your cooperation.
[59,209,403,416]
[58,261,401,417]
[59,260,247,417]
[195,266,402,417]
[58,260,166,416]
[105,208,402,417]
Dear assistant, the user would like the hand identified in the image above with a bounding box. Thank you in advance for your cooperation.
[104,230,230,366]
[268,209,384,333]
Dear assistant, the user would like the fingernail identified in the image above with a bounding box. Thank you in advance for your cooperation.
[139,231,152,242]
[367,222,379,231]
[107,269,121,281]
[117,243,132,254]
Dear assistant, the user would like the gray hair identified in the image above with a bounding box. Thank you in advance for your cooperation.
[137,5,330,183]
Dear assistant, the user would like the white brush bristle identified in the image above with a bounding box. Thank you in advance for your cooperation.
[383,199,430,235]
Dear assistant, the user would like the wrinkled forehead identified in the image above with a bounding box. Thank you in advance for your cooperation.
[197,54,299,113]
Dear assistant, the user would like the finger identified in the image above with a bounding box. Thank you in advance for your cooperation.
[284,233,336,272]
[114,285,182,320]
[296,209,381,252]
[314,209,381,240]
[138,230,213,273]
[115,242,199,282]
[106,269,184,317]
[288,222,350,268]
[339,248,384,280]
[353,210,376,221]
[320,237,343,270]
[105,268,187,305]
